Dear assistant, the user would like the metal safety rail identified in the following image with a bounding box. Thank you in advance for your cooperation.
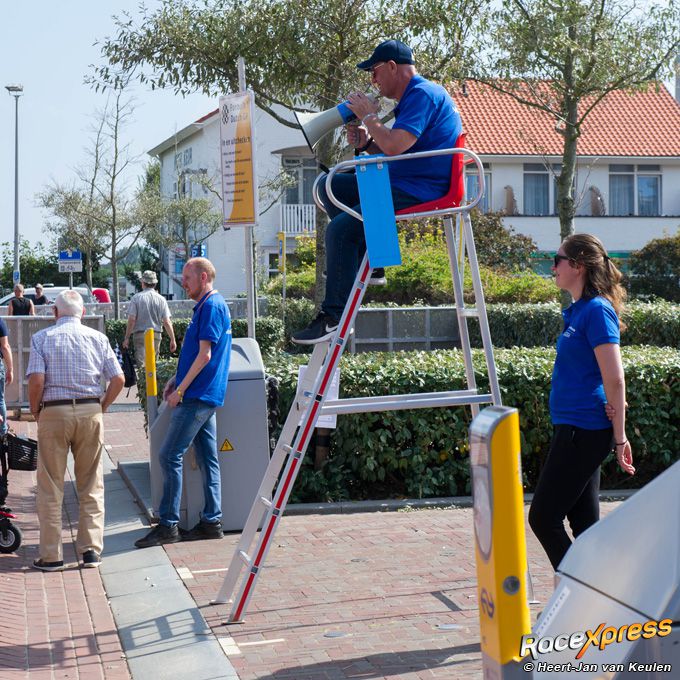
[214,146,502,622]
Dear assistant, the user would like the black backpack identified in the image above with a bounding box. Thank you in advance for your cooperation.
[121,348,137,389]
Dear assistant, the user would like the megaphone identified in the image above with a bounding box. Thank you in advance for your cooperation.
[295,95,378,152]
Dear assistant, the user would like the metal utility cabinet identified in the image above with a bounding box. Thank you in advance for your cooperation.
[150,338,270,531]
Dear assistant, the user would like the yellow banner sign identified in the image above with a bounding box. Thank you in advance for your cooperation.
[220,91,258,227]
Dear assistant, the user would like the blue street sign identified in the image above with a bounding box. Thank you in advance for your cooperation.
[190,244,207,258]
[58,249,83,273]
[59,249,82,261]
[12,270,20,284]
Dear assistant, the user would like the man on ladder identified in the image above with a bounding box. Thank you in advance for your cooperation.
[292,39,463,344]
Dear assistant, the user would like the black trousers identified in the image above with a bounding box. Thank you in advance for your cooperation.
[528,424,613,570]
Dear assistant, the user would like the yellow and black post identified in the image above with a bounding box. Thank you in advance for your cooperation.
[144,328,158,426]
[470,406,531,678]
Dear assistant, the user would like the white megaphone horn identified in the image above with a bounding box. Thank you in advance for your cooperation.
[295,95,379,152]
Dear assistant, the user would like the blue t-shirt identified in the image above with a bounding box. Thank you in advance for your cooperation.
[550,296,620,430]
[177,290,232,407]
[389,75,462,202]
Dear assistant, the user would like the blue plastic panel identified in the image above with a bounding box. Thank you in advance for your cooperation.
[355,157,401,268]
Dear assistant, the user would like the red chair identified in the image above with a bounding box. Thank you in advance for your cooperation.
[395,133,467,217]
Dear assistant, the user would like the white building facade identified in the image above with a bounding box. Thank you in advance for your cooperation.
[148,104,314,298]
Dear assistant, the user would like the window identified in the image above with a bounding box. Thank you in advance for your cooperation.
[609,165,661,216]
[283,157,318,204]
[523,163,562,216]
[465,163,491,212]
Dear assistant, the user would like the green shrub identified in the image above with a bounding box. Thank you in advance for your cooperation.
[135,345,678,502]
[629,230,680,301]
[263,346,679,502]
[265,227,557,306]
[232,316,285,354]
[106,315,284,357]
[467,301,680,349]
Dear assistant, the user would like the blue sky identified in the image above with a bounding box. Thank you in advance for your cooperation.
[1,2,215,250]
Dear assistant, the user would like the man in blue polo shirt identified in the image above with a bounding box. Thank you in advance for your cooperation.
[136,257,232,548]
[293,39,462,344]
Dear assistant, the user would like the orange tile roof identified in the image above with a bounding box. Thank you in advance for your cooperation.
[453,81,680,157]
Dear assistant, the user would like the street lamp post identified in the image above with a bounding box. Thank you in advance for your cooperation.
[5,84,23,286]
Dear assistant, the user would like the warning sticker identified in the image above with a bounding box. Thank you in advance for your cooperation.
[220,438,234,452]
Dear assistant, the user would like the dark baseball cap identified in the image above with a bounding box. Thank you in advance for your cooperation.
[357,40,414,70]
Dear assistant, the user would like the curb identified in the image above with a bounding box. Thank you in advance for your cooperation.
[118,459,637,521]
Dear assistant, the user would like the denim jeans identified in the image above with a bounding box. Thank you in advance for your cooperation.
[158,398,221,527]
[319,172,420,320]
[0,362,7,436]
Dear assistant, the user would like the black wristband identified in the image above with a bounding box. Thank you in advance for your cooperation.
[615,440,628,446]
[356,137,373,153]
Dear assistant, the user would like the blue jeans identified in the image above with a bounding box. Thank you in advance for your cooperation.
[319,172,420,320]
[158,398,221,527]
[0,362,7,436]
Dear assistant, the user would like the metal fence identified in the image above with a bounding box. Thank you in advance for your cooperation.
[0,297,270,321]
[3,315,106,409]
[350,306,461,353]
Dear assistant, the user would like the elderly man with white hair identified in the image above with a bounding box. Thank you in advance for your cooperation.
[27,290,124,572]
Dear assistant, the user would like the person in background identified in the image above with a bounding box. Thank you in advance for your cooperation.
[135,258,232,548]
[7,284,35,316]
[0,317,14,437]
[528,233,635,571]
[123,271,177,369]
[27,290,124,571]
[33,284,49,306]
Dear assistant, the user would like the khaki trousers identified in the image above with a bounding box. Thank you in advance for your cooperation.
[133,331,162,370]
[36,402,105,562]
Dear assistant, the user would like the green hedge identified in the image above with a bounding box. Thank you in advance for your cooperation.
[468,301,680,349]
[134,345,679,502]
[263,346,679,503]
[105,316,285,357]
[262,297,680,351]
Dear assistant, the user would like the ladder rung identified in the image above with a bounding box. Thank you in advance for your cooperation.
[238,550,251,566]
[321,391,492,415]
[458,308,479,317]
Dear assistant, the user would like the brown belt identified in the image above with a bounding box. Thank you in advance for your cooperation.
[42,398,101,408]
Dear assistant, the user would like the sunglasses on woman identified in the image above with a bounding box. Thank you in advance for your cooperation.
[553,254,571,267]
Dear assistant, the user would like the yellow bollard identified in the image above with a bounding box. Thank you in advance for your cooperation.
[144,328,157,398]
[470,406,531,678]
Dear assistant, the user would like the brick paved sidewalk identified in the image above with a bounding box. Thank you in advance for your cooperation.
[0,417,130,680]
[2,400,623,680]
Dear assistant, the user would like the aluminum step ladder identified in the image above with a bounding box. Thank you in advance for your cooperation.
[214,147,502,622]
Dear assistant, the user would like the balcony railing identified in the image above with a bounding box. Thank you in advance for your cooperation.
[279,203,316,234]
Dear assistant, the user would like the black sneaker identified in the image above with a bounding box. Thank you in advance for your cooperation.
[291,311,339,345]
[134,523,180,549]
[82,550,101,569]
[369,267,386,285]
[180,519,223,542]
[32,558,65,572]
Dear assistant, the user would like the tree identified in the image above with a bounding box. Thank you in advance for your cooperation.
[462,0,680,246]
[40,86,147,318]
[92,0,483,306]
[136,157,224,291]
[0,240,69,291]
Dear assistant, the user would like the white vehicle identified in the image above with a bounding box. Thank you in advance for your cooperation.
[0,286,95,312]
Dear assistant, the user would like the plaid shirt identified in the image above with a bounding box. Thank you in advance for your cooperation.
[26,316,122,401]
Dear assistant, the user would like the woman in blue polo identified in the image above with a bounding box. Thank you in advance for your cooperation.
[528,233,635,570]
